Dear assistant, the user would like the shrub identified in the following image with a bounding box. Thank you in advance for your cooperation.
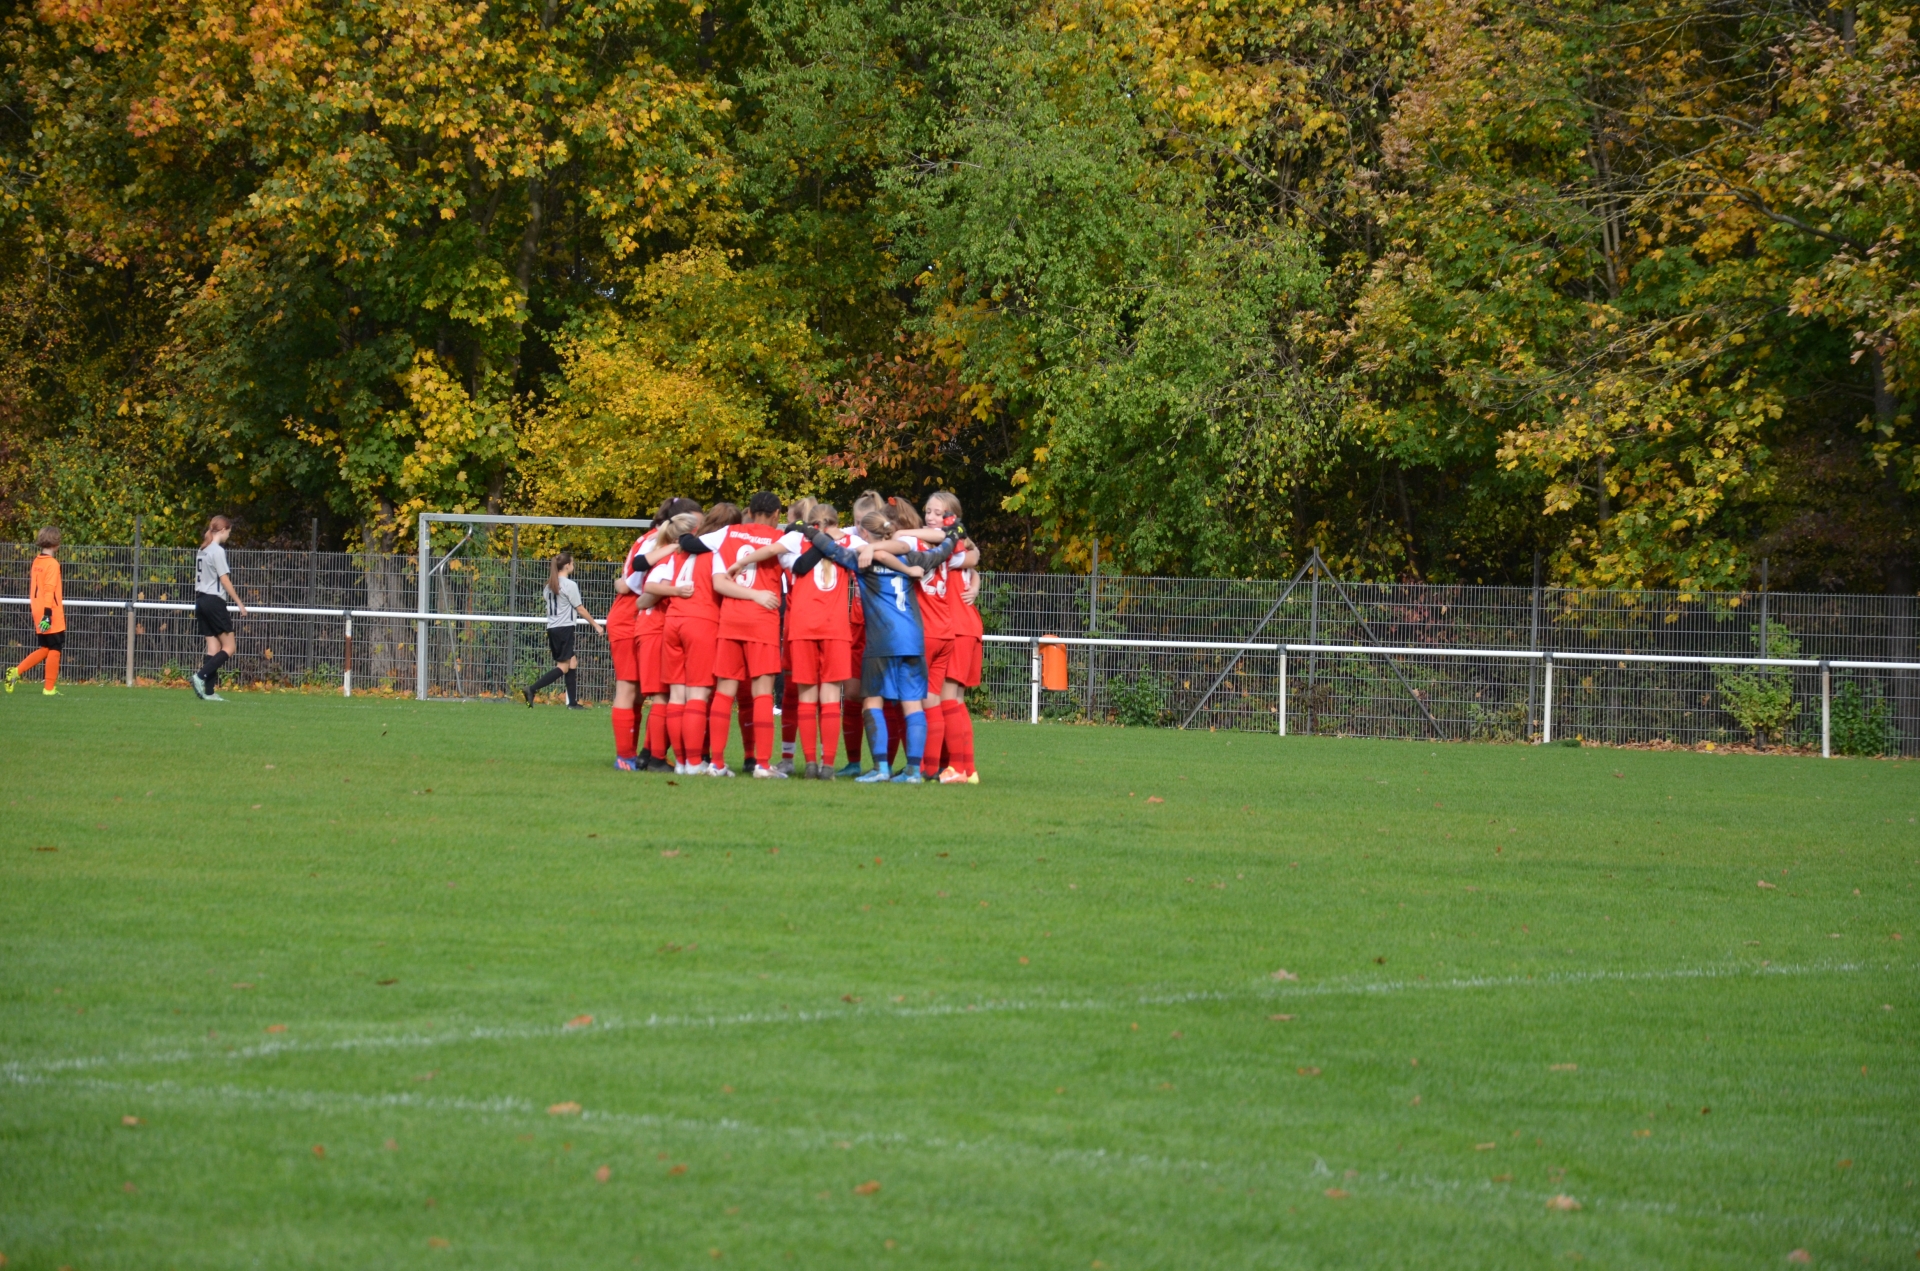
[1715,621,1799,748]
[1108,672,1169,728]
[1830,681,1895,757]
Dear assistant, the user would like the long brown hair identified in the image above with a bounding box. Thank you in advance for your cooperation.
[887,496,922,530]
[200,515,231,548]
[547,550,573,596]
[701,502,740,532]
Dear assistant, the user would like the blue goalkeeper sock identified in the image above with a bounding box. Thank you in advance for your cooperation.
[904,709,928,769]
[864,708,889,770]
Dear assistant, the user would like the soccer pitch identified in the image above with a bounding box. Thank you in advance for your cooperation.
[1,689,1914,1268]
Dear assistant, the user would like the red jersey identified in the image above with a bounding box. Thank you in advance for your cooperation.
[953,549,984,638]
[608,529,662,631]
[917,543,971,641]
[713,523,783,643]
[653,529,725,623]
[778,528,858,641]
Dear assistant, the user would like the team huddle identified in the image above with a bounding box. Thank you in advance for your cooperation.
[594,489,984,784]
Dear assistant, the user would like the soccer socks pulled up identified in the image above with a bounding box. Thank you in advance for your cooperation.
[42,650,58,691]
[563,669,578,706]
[665,702,686,762]
[781,679,799,758]
[943,698,975,773]
[645,701,670,760]
[683,701,709,768]
[611,707,637,760]
[920,700,946,776]
[904,708,928,770]
[708,692,737,769]
[864,707,889,771]
[796,701,819,764]
[883,701,906,768]
[201,649,230,692]
[842,697,865,766]
[530,667,564,697]
[819,701,842,768]
[752,693,775,770]
[16,648,47,676]
[737,692,755,765]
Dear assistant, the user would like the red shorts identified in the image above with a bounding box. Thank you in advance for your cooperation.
[848,621,866,682]
[948,634,983,688]
[924,636,954,697]
[714,637,781,682]
[609,622,642,683]
[789,637,852,685]
[640,630,667,695]
[663,617,719,688]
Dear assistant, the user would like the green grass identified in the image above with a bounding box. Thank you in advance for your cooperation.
[1,685,1915,1269]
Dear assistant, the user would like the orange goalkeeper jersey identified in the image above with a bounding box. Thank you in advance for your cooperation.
[29,554,64,634]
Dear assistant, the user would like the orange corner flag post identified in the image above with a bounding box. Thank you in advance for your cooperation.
[1039,635,1068,692]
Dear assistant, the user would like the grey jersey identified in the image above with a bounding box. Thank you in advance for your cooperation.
[544,576,583,628]
[195,543,230,596]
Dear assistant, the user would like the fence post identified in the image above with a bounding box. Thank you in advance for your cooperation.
[1083,539,1098,720]
[1029,637,1041,724]
[1758,557,1769,654]
[1306,558,1322,735]
[507,525,520,693]
[1278,649,1287,736]
[1526,550,1541,739]
[125,515,142,687]
[343,614,354,697]
[1820,660,1830,758]
[1541,653,1555,745]
[416,514,430,700]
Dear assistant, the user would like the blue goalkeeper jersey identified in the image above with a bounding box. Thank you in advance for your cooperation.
[857,535,958,659]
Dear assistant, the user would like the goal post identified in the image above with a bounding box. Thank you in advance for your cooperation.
[415,512,653,701]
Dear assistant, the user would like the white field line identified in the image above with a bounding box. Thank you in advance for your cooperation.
[1,959,1898,1084]
[16,1074,1919,1244]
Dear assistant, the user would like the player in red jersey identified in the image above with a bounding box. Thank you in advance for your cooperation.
[646,503,735,774]
[774,497,818,775]
[940,496,985,783]
[833,492,886,776]
[709,491,787,777]
[605,497,698,771]
[773,504,870,777]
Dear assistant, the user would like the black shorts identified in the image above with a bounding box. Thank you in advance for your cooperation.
[36,631,65,651]
[546,625,576,663]
[195,593,233,637]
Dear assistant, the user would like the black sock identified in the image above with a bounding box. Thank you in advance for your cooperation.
[204,650,229,690]
[531,667,564,696]
[564,669,578,705]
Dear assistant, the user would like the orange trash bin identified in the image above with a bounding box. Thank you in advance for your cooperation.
[1040,635,1069,691]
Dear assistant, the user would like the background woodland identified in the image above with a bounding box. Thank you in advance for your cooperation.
[2,0,1916,590]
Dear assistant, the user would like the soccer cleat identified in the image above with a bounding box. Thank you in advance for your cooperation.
[644,755,676,773]
[939,766,968,785]
[836,761,863,779]
[891,769,923,784]
[802,762,820,781]
[189,671,208,700]
[523,686,536,707]
[752,765,788,779]
[775,757,795,777]
[567,701,587,710]
[967,771,979,785]
[204,693,225,701]
[818,765,837,781]
[42,687,60,697]
[707,764,735,778]
[4,667,17,693]
[854,766,891,783]
[614,756,641,772]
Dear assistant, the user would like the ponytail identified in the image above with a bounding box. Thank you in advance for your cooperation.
[201,515,231,548]
[547,551,572,596]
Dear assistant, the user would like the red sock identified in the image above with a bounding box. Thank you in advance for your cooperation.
[797,701,819,764]
[821,702,842,768]
[737,691,755,767]
[782,678,800,752]
[920,699,946,775]
[17,648,48,674]
[944,699,975,773]
[884,701,905,767]
[612,707,637,760]
[708,692,736,770]
[753,693,775,770]
[645,701,669,760]
[684,701,709,768]
[842,695,864,765]
[666,702,685,762]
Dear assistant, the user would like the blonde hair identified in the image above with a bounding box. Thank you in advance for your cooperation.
[664,511,702,538]
[200,515,232,548]
[786,496,818,526]
[857,510,895,539]
[851,490,886,522]
[809,503,839,529]
[926,491,962,521]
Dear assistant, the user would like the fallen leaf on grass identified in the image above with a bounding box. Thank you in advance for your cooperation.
[1549,1063,1577,1072]
[1146,796,1164,805]
[265,1024,287,1034]
[312,1144,325,1158]
[1269,969,1298,982]
[1757,880,1777,889]
[384,1139,398,1151]
[1492,1174,1512,1183]
[853,1180,882,1196]
[1474,1143,1496,1151]
[33,845,56,852]
[1836,1159,1852,1169]
[668,1163,688,1176]
[121,1116,143,1127]
[1323,1188,1349,1199]
[1269,1014,1295,1022]
[841,994,862,1004]
[564,1014,594,1030]
[376,978,397,986]
[231,982,253,990]
[660,850,681,858]
[595,1165,611,1183]
[1787,1251,1812,1265]
[547,1102,582,1116]
[1296,1066,1321,1077]
[122,1181,136,1193]
[1545,1195,1581,1212]
[427,1237,450,1249]
[1633,1129,1652,1138]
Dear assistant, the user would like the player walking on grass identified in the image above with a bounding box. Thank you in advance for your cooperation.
[7,527,66,696]
[852,505,960,783]
[189,516,248,701]
[524,552,601,709]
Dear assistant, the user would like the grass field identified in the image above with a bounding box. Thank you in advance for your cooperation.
[0,685,1915,1269]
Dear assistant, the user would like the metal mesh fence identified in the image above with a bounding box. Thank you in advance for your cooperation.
[6,543,1917,755]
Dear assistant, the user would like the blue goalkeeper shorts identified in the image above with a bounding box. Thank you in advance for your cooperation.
[861,655,928,702]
